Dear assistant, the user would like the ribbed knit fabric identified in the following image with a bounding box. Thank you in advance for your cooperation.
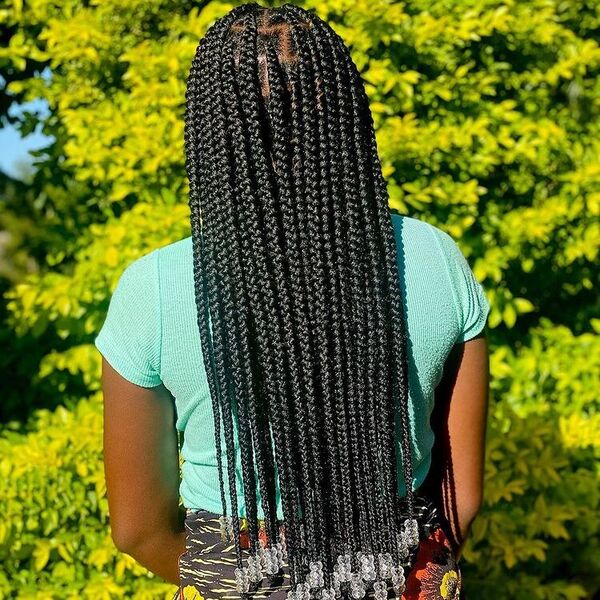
[94,213,491,519]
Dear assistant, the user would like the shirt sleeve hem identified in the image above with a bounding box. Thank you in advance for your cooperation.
[454,291,491,343]
[95,333,162,388]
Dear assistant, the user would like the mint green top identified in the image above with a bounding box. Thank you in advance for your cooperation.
[94,213,490,519]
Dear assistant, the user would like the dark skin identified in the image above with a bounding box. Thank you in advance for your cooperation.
[423,331,490,562]
[100,331,489,584]
[101,357,186,587]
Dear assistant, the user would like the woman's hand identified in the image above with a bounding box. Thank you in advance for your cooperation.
[101,357,186,587]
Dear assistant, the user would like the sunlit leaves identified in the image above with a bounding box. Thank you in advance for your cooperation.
[1,0,598,598]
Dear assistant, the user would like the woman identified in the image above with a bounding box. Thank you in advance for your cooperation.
[95,3,490,599]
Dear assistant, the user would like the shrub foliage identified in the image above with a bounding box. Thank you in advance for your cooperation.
[1,0,598,598]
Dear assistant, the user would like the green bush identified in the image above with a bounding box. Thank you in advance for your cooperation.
[463,319,599,599]
[0,394,177,599]
[1,0,598,598]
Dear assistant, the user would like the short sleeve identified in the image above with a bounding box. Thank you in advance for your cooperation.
[95,251,162,387]
[429,225,491,343]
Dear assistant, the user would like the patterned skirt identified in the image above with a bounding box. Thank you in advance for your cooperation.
[174,497,463,600]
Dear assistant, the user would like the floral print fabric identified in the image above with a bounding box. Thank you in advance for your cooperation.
[173,508,464,600]
[403,526,462,599]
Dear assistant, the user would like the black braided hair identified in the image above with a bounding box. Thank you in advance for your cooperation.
[184,3,418,597]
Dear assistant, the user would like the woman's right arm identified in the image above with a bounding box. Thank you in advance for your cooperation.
[429,332,490,562]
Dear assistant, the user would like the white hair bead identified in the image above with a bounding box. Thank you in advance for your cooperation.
[321,587,337,600]
[234,566,250,593]
[247,554,263,583]
[397,529,409,560]
[307,560,325,588]
[359,552,376,581]
[377,552,394,579]
[403,517,420,547]
[219,514,234,541]
[373,580,388,600]
[350,572,366,599]
[295,582,311,600]
[390,565,406,596]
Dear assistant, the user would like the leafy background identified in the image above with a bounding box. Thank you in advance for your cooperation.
[1,0,598,598]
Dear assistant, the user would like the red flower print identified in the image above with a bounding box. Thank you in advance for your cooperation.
[402,527,461,599]
[239,529,250,549]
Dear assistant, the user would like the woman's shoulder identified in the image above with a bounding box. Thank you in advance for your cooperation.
[147,236,193,276]
[390,211,443,234]
[156,235,193,258]
[390,212,471,261]
[389,211,445,252]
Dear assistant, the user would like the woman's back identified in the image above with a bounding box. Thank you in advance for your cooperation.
[95,6,490,598]
[94,211,490,520]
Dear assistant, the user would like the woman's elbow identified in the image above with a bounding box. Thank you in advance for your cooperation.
[111,528,134,554]
[109,515,148,554]
[459,488,485,535]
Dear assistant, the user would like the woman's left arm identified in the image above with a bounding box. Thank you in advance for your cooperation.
[101,356,185,586]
